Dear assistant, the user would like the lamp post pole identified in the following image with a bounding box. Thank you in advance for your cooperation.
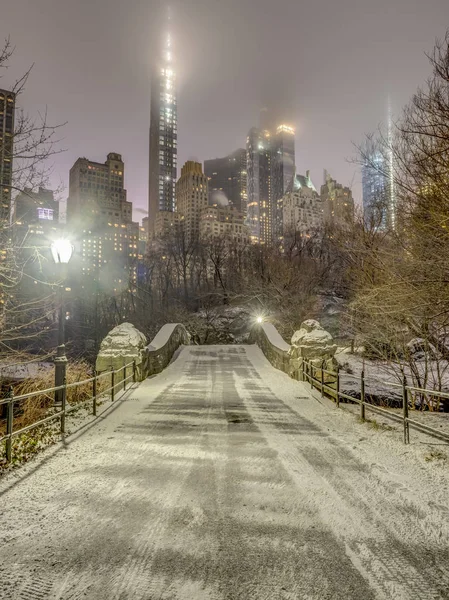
[51,239,73,406]
[54,285,67,405]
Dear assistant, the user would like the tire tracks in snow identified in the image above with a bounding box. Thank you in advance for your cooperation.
[235,356,449,600]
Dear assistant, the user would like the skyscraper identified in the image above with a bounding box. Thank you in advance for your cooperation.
[67,153,139,291]
[362,103,397,231]
[148,21,178,237]
[175,161,208,242]
[321,172,354,228]
[0,88,15,228]
[246,122,296,245]
[12,188,62,313]
[246,128,272,244]
[282,170,323,241]
[362,148,388,229]
[271,124,295,243]
[204,149,247,214]
[0,88,15,317]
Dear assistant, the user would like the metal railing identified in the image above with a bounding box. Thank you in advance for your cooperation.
[300,359,449,445]
[0,360,137,463]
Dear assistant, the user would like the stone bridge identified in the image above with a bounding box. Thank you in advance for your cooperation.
[0,322,448,599]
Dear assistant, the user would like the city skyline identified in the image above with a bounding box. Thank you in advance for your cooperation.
[3,0,449,222]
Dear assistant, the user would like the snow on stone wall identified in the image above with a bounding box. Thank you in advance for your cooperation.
[146,324,182,352]
[249,323,290,373]
[143,324,190,378]
[96,323,148,380]
[260,323,291,352]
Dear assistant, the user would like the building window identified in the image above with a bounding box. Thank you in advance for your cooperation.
[37,207,54,220]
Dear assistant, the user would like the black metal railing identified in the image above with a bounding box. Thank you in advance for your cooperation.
[0,360,136,463]
[301,359,449,445]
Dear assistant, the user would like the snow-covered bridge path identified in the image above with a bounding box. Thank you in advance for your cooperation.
[0,345,448,600]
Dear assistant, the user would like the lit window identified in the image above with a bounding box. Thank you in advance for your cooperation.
[37,207,54,220]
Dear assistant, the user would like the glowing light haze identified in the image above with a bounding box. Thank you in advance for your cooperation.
[3,0,449,219]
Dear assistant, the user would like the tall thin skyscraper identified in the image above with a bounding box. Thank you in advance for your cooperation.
[362,101,396,231]
[148,17,178,237]
[362,147,388,229]
[387,98,396,230]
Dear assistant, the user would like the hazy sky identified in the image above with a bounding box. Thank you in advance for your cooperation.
[3,0,449,221]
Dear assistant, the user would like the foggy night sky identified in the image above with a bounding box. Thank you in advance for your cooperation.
[3,0,449,221]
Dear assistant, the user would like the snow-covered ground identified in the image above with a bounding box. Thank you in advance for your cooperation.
[336,348,449,410]
[0,361,53,381]
[0,345,448,599]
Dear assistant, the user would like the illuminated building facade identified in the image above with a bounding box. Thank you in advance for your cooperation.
[0,89,15,316]
[67,153,139,293]
[362,150,388,229]
[148,28,178,237]
[245,123,296,245]
[321,171,354,228]
[14,187,59,227]
[246,128,272,244]
[282,171,323,241]
[12,188,62,311]
[153,210,182,239]
[0,88,15,228]
[271,124,296,243]
[204,149,247,214]
[175,161,208,242]
[200,202,248,246]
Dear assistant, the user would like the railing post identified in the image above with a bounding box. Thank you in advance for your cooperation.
[61,377,67,434]
[309,362,313,390]
[92,371,97,416]
[360,370,366,421]
[123,359,127,392]
[133,360,137,383]
[6,386,14,463]
[111,368,115,403]
[320,361,325,397]
[402,375,410,444]
[336,365,340,408]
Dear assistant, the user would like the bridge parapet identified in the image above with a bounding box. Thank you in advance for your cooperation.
[142,324,190,378]
[250,320,337,381]
[96,322,190,382]
[249,323,291,373]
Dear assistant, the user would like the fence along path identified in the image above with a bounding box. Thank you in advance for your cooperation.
[0,360,136,463]
[301,358,449,445]
[251,321,449,446]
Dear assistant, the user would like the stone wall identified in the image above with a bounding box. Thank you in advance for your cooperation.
[250,321,337,393]
[95,323,147,385]
[96,322,190,382]
[141,324,190,378]
[249,323,290,373]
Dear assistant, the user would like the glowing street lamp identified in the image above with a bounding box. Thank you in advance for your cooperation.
[256,316,264,324]
[51,239,74,405]
[51,238,74,265]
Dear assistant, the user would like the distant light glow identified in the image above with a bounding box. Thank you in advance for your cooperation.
[256,316,263,324]
[276,124,295,135]
[51,239,74,264]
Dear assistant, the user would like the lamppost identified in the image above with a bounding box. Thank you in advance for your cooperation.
[51,239,74,405]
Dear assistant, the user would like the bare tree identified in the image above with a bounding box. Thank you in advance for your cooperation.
[0,38,65,361]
